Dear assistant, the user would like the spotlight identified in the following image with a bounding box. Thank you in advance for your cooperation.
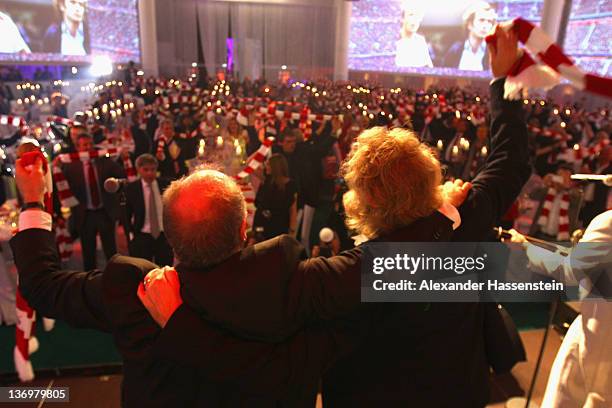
[90,55,114,77]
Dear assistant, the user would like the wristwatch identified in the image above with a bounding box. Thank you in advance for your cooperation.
[22,202,45,211]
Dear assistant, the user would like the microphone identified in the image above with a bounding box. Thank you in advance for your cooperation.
[104,177,128,193]
[571,174,612,187]
[493,227,569,256]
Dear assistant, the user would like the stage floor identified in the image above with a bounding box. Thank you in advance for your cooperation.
[1,329,562,407]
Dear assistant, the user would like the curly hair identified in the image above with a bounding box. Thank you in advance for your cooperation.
[342,126,443,238]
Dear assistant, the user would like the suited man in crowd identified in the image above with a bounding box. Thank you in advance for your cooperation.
[156,119,189,180]
[139,26,530,407]
[130,110,153,159]
[60,132,124,269]
[125,154,173,266]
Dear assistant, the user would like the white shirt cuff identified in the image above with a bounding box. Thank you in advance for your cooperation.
[19,210,52,232]
[438,202,461,230]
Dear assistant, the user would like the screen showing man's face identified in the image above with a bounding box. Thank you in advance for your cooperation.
[63,0,87,24]
[469,8,496,39]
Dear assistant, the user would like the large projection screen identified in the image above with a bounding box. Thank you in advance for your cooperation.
[563,0,611,77]
[0,0,141,64]
[348,0,544,78]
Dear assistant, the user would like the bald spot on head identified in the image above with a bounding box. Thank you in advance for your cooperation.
[163,169,247,268]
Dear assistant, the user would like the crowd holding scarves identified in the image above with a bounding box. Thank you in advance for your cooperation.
[0,59,609,380]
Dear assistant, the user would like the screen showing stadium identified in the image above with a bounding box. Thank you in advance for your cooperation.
[563,0,611,77]
[0,0,140,64]
[348,0,543,78]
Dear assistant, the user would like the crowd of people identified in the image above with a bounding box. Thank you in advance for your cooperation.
[0,58,609,269]
[0,27,610,407]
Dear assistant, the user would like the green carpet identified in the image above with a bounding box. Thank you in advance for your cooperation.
[0,320,121,374]
[503,302,550,331]
[0,303,549,376]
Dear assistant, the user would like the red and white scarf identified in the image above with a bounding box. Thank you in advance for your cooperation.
[486,18,612,100]
[538,188,570,241]
[14,151,57,381]
[53,148,131,207]
[234,138,274,180]
[233,138,274,228]
[55,215,74,262]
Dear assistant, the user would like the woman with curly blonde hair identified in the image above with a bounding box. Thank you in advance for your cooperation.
[342,126,446,239]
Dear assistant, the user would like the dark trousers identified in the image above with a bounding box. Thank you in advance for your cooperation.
[129,232,174,266]
[81,209,117,270]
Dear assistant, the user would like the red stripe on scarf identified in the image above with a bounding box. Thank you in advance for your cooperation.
[537,45,573,72]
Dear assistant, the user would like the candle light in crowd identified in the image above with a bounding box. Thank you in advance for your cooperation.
[216,136,223,147]
[481,146,487,156]
[198,140,205,156]
[452,146,459,157]
[437,140,443,150]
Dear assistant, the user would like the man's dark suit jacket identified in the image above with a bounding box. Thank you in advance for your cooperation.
[124,177,171,235]
[325,77,530,407]
[60,156,124,230]
[11,212,454,407]
[11,230,200,407]
[150,77,531,408]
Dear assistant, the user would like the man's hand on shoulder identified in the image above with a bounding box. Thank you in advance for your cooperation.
[440,179,472,208]
[137,266,183,328]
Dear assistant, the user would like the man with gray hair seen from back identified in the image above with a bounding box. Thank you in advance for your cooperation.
[162,169,247,268]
